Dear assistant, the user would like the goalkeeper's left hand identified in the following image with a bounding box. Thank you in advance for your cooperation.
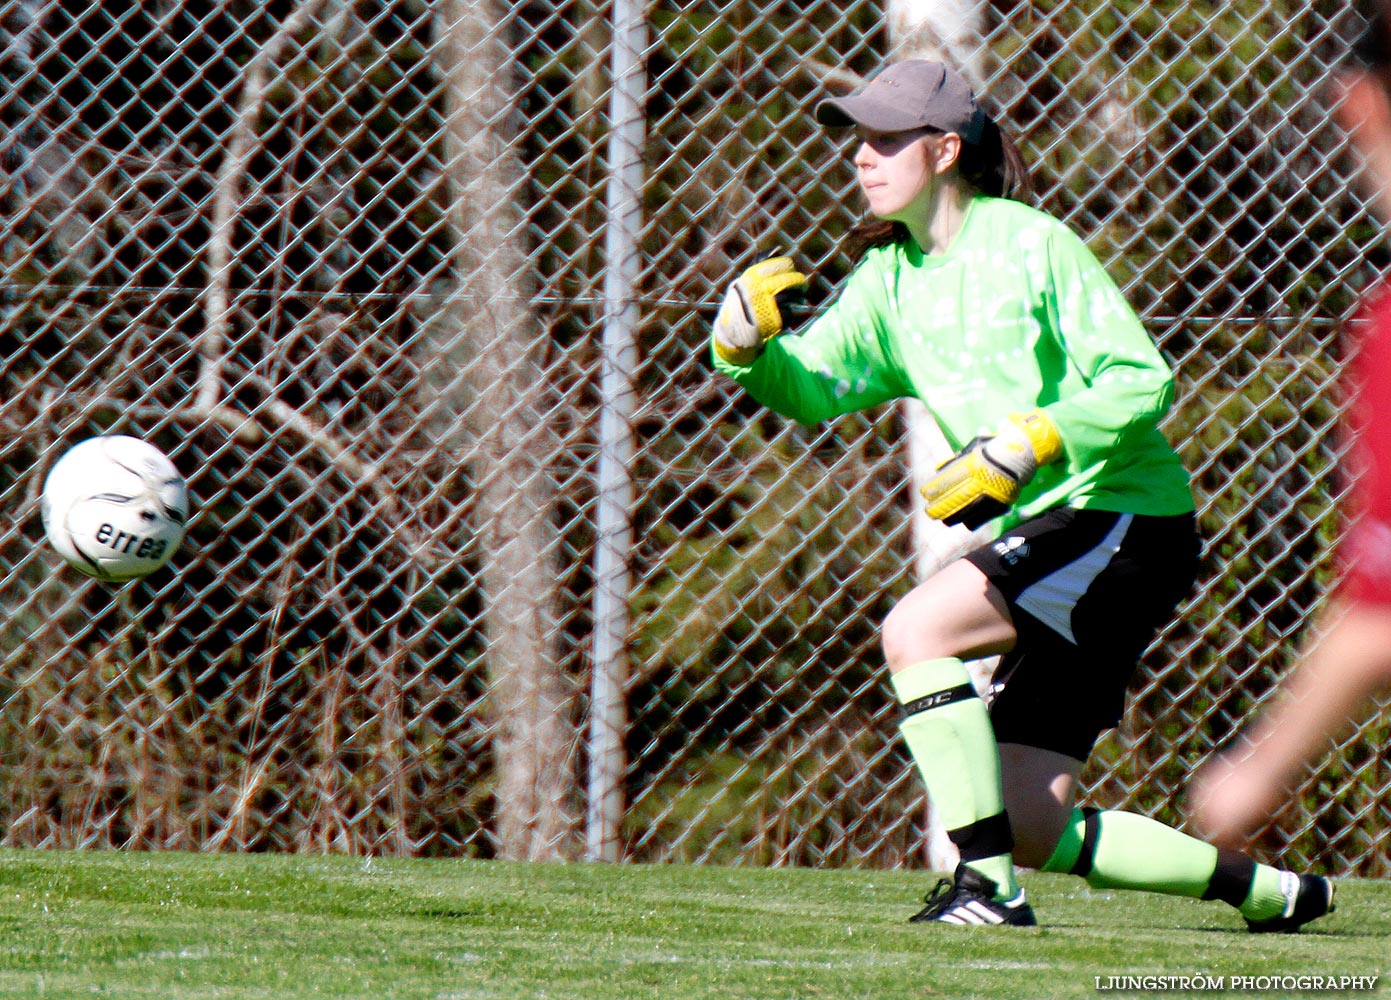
[920,410,1064,529]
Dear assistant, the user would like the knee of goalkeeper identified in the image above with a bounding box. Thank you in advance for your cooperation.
[920,410,1064,529]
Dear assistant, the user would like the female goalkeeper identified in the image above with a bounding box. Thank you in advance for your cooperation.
[709,59,1333,930]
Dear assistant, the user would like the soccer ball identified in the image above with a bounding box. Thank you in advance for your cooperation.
[40,435,189,582]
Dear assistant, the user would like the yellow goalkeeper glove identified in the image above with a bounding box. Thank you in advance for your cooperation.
[712,255,810,366]
[921,410,1064,529]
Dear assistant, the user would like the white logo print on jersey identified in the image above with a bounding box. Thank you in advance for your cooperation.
[993,536,1030,566]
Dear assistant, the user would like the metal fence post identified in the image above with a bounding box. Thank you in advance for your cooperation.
[586,0,649,863]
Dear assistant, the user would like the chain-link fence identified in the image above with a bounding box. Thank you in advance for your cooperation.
[1,0,1387,875]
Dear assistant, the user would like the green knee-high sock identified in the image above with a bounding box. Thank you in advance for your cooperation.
[893,658,1019,900]
[1042,808,1288,920]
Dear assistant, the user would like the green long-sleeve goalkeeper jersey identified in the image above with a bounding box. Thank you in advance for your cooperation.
[713,196,1194,531]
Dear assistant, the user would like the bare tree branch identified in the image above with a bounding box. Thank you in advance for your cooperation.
[195,0,332,413]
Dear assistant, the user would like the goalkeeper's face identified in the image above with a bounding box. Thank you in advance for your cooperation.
[853,127,960,223]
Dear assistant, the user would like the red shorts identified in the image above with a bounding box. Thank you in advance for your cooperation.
[1338,516,1391,606]
[1337,283,1391,607]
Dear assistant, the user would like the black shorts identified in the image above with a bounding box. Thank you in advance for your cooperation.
[963,507,1200,761]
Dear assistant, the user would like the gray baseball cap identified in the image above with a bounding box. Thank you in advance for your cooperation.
[815,60,986,144]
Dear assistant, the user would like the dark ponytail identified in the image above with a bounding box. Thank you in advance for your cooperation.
[958,114,1032,201]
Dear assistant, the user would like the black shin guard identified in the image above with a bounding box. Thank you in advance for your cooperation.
[1200,848,1257,908]
[948,810,1015,863]
[1068,808,1103,878]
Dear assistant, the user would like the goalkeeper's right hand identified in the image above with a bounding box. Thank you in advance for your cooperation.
[920,410,1064,529]
[712,256,810,366]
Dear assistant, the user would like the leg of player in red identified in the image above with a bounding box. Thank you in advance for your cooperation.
[1189,7,1391,851]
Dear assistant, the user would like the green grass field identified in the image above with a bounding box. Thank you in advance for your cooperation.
[0,849,1384,999]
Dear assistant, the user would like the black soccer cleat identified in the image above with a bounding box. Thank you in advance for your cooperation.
[909,865,1037,927]
[1245,872,1336,934]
